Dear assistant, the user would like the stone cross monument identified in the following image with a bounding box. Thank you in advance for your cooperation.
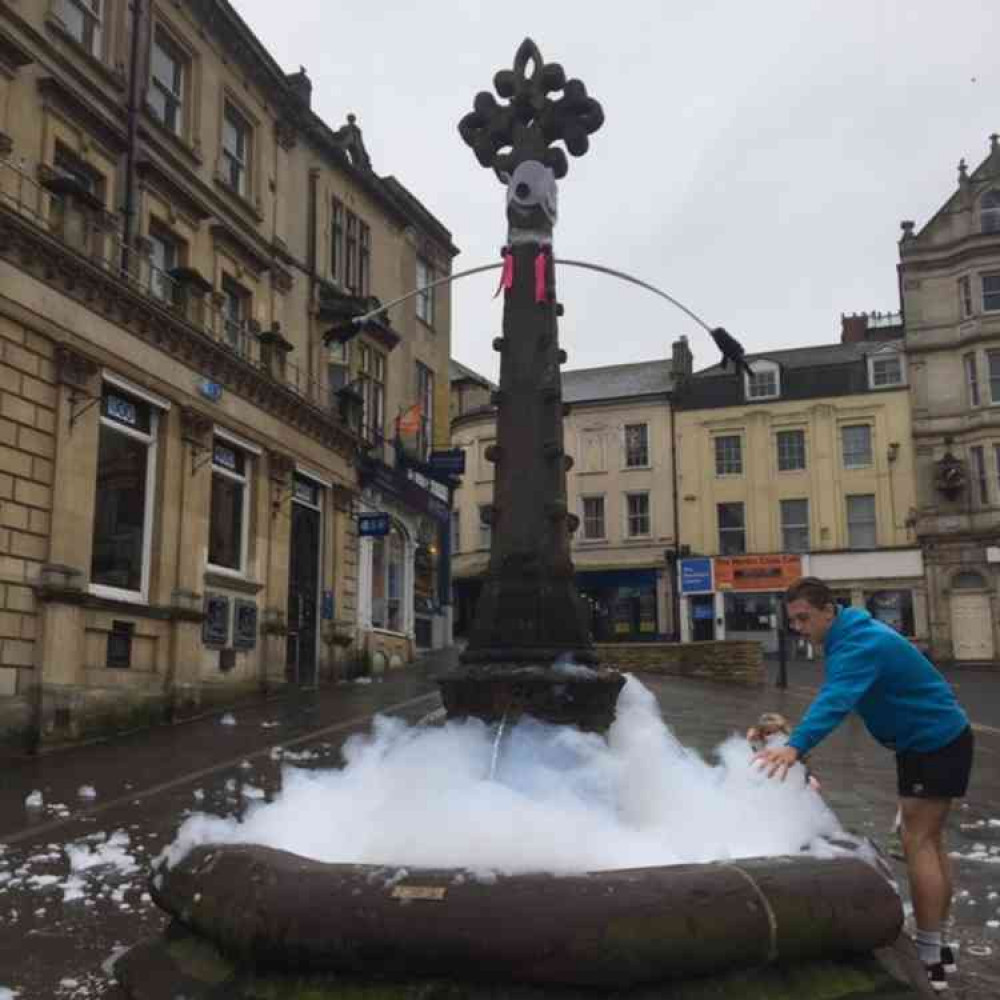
[440,39,624,730]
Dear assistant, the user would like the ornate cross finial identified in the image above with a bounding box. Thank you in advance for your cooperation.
[458,38,604,182]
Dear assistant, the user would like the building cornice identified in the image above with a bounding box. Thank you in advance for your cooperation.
[0,202,361,459]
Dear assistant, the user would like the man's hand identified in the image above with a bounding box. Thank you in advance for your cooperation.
[753,745,800,781]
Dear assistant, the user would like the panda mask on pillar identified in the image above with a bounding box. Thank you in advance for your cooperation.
[502,160,558,246]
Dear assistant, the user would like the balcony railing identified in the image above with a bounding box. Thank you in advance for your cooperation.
[0,152,347,422]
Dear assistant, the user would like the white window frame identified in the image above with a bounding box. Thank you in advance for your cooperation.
[149,25,186,136]
[780,498,810,554]
[965,353,981,407]
[867,350,906,390]
[982,273,1000,313]
[89,377,167,604]
[624,491,651,539]
[970,445,989,506]
[981,191,1000,234]
[959,275,974,319]
[841,424,873,469]
[416,256,435,326]
[207,432,256,578]
[59,0,103,57]
[714,434,743,476]
[846,494,877,550]
[776,429,806,472]
[581,494,606,540]
[717,501,746,555]
[222,101,251,197]
[148,227,179,303]
[623,422,650,468]
[220,274,250,354]
[744,360,780,401]
[989,350,1000,406]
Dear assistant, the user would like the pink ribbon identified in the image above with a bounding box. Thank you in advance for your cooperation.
[494,249,514,298]
[534,249,548,303]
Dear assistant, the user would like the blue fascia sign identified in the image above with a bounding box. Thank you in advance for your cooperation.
[680,557,713,594]
[197,378,223,403]
[358,512,391,538]
[428,449,466,476]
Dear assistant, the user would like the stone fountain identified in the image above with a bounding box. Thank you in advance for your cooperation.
[115,41,923,1000]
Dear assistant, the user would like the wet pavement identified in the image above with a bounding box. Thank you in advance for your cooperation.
[0,649,997,999]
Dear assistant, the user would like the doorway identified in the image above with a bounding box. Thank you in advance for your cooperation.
[690,594,715,642]
[287,485,322,685]
[950,572,995,662]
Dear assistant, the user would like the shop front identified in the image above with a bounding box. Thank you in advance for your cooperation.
[577,568,661,642]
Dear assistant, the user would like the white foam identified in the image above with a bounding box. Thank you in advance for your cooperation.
[162,675,840,873]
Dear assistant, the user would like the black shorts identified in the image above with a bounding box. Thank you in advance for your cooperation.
[896,726,974,799]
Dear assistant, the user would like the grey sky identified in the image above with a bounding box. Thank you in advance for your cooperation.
[234,0,998,380]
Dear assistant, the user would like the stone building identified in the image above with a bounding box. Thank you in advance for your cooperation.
[450,340,688,643]
[0,0,455,750]
[674,317,925,653]
[898,136,1000,664]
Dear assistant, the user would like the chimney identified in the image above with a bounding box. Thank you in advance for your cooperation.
[671,335,693,378]
[286,67,312,109]
[840,313,868,344]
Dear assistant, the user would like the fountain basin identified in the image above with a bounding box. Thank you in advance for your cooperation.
[438,664,626,732]
[148,844,903,990]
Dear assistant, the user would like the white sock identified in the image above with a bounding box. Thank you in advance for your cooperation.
[916,928,942,966]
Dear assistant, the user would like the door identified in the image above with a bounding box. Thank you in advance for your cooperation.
[690,595,715,642]
[950,593,995,662]
[287,501,321,685]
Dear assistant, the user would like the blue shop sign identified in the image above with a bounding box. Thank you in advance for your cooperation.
[358,513,391,537]
[680,558,713,594]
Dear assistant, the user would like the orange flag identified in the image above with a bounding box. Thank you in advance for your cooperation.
[397,403,422,436]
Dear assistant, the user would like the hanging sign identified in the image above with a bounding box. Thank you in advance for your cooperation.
[358,513,391,537]
[428,449,466,476]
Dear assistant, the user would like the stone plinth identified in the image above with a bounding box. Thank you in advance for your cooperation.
[439,664,625,732]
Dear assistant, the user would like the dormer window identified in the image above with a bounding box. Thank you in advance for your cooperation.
[745,360,780,400]
[981,190,1000,233]
[867,348,906,389]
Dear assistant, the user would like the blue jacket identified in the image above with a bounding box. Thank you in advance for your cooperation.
[788,608,968,755]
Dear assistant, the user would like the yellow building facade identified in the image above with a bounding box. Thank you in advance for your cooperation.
[674,326,926,651]
[0,0,455,751]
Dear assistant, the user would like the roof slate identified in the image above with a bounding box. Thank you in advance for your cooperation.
[562,360,674,403]
[694,338,903,378]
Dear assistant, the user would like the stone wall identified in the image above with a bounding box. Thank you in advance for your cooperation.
[0,316,54,698]
[595,641,765,686]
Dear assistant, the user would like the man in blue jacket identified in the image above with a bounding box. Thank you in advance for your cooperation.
[755,577,973,992]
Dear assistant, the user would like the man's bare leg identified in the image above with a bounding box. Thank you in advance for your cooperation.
[900,796,953,931]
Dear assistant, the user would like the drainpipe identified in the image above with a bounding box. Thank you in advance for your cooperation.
[669,395,681,642]
[121,0,147,276]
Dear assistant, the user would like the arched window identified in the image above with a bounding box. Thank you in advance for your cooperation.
[744,359,780,401]
[980,191,1000,233]
[952,570,986,590]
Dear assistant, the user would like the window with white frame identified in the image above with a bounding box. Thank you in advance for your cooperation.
[989,350,1000,404]
[745,361,780,400]
[965,353,981,407]
[371,522,404,632]
[868,351,905,389]
[971,446,989,505]
[846,494,876,549]
[451,510,460,554]
[222,102,251,197]
[624,423,649,467]
[981,191,1000,233]
[959,275,974,319]
[358,343,386,440]
[208,437,250,572]
[90,385,158,598]
[780,498,809,553]
[478,504,491,550]
[149,26,186,136]
[59,0,102,56]
[776,429,806,471]
[416,361,434,459]
[717,502,746,555]
[327,340,350,398]
[625,493,650,537]
[358,220,371,297]
[330,198,344,283]
[220,275,250,354]
[841,424,872,468]
[416,256,435,326]
[582,495,606,540]
[714,434,743,475]
[983,273,1000,313]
